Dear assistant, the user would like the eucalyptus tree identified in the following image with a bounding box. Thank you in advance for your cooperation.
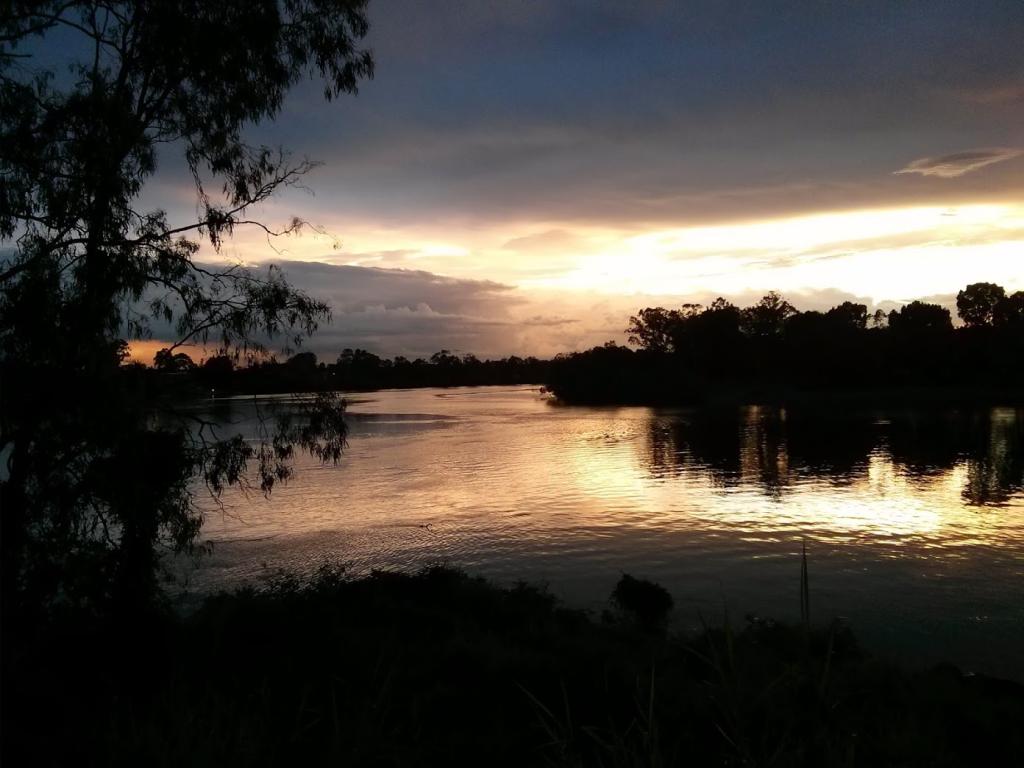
[957,282,1006,328]
[0,1,373,613]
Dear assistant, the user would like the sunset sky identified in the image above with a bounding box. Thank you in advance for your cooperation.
[138,0,1023,360]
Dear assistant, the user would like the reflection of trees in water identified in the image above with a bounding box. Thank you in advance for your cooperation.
[962,410,1024,506]
[885,409,1024,504]
[646,407,876,496]
[740,408,788,500]
[646,411,743,486]
[783,411,877,479]
[884,412,969,476]
[644,407,1023,505]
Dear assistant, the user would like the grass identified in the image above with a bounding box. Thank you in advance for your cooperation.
[3,565,1022,767]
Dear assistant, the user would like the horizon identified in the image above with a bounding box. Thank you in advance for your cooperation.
[127,273,1020,367]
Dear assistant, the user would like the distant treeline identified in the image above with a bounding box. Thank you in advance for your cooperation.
[547,282,1024,405]
[140,281,1023,402]
[142,347,549,394]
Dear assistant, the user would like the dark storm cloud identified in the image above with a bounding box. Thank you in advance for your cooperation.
[134,261,519,356]
[237,0,1024,227]
[270,262,514,314]
[242,261,578,359]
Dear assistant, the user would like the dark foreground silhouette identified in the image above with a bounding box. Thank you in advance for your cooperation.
[144,348,549,396]
[4,566,1021,767]
[547,283,1024,405]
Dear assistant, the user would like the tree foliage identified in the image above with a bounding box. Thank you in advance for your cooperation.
[627,307,679,352]
[957,282,1006,328]
[888,300,952,336]
[552,285,1024,404]
[740,291,796,338]
[0,1,373,613]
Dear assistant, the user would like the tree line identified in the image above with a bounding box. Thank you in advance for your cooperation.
[546,282,1024,404]
[146,347,550,392]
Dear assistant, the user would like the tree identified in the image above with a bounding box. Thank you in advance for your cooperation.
[826,301,868,331]
[286,351,319,371]
[741,292,796,338]
[686,298,742,359]
[430,349,462,367]
[153,347,196,372]
[994,291,1024,328]
[1,1,373,614]
[888,301,953,335]
[957,282,1006,327]
[627,307,680,352]
[785,309,830,343]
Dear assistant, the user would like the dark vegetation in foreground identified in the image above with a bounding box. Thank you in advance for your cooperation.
[547,283,1024,404]
[5,567,1022,767]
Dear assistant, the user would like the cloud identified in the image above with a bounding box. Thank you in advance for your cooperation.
[117,0,1024,239]
[254,0,1024,229]
[136,261,587,360]
[342,248,419,266]
[895,148,1023,179]
[269,262,594,358]
[501,229,582,252]
[142,261,910,361]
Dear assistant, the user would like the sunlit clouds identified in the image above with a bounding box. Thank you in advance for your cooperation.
[214,200,1024,300]
[131,0,1024,360]
[522,203,1024,300]
[153,198,1021,362]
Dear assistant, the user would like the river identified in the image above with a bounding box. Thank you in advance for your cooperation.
[183,386,1024,679]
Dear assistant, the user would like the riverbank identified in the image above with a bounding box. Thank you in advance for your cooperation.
[5,566,1021,766]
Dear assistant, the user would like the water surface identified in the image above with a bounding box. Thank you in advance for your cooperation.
[187,387,1024,678]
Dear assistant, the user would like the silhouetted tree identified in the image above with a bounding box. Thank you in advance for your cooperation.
[957,282,1006,327]
[429,349,464,370]
[826,301,868,330]
[153,347,195,372]
[1,1,372,614]
[785,310,829,341]
[888,301,953,336]
[548,285,1022,404]
[627,307,680,352]
[287,351,319,372]
[994,291,1024,328]
[742,292,796,337]
[669,298,743,376]
[197,355,235,392]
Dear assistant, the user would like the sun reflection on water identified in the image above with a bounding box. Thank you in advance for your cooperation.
[187,390,1024,676]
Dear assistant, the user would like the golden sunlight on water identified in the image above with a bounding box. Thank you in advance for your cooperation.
[185,388,1024,678]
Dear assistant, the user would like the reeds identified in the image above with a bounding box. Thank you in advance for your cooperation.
[5,562,1022,767]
